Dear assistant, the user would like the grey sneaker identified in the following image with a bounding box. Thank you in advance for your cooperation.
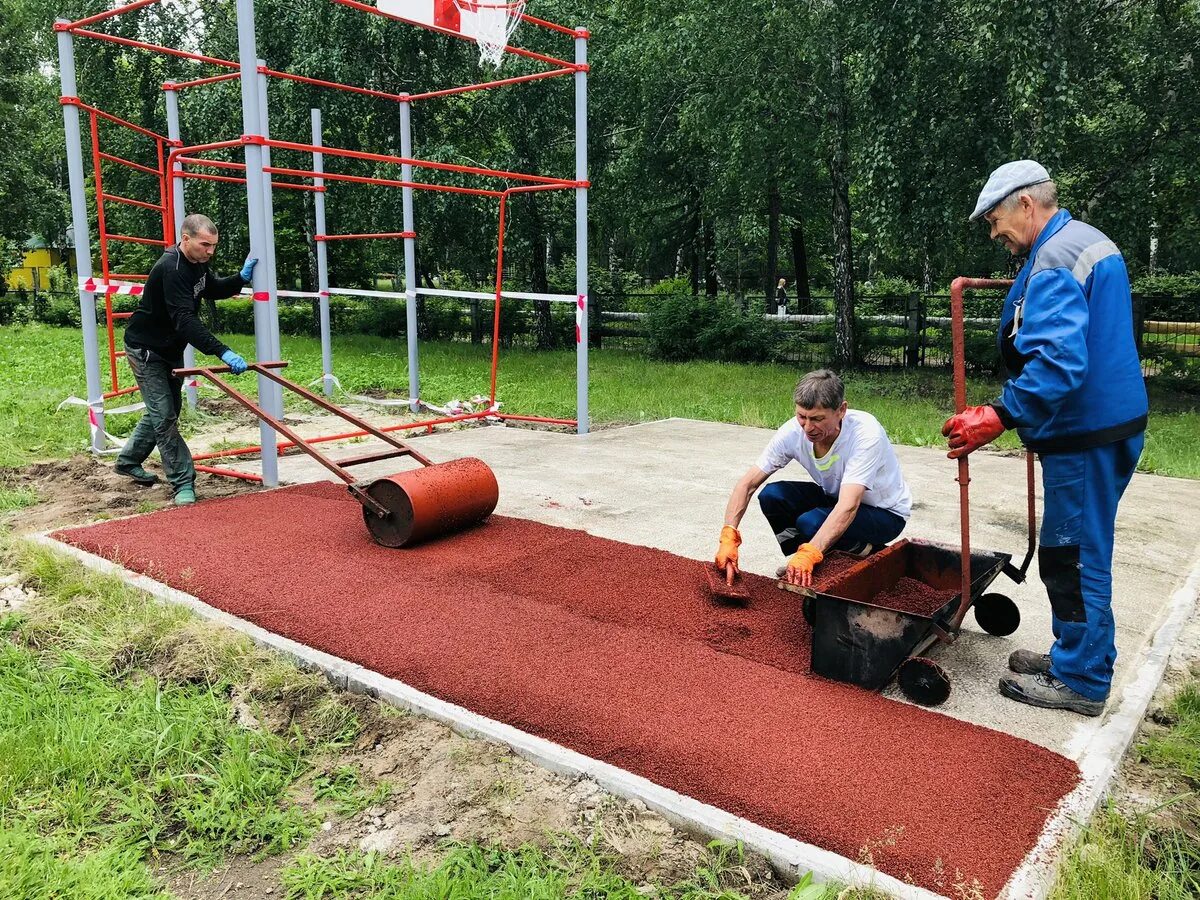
[115,464,159,486]
[999,672,1106,717]
[840,541,874,558]
[1008,649,1052,675]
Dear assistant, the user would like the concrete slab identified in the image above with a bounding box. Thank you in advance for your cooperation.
[228,416,1200,758]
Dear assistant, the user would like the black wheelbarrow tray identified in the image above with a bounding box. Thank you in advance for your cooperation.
[802,537,1027,705]
[799,277,1037,706]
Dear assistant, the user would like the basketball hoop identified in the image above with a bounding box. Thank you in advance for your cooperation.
[454,0,525,67]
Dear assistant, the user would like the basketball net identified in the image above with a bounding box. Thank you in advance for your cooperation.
[456,0,525,67]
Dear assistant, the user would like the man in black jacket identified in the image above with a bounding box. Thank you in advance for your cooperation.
[115,213,256,505]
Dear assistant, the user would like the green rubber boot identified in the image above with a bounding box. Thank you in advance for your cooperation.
[174,486,197,506]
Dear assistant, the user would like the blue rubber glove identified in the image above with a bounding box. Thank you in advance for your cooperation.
[220,349,248,375]
[240,257,258,282]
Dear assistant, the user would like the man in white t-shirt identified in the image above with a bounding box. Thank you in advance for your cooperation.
[714,369,912,588]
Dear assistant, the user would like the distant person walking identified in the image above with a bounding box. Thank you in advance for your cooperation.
[115,213,257,505]
[775,277,789,315]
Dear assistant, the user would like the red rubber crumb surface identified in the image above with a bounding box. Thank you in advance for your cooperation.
[810,552,866,589]
[54,483,1078,898]
[872,577,960,618]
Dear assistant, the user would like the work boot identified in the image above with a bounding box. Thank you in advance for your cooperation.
[173,485,196,506]
[115,464,159,486]
[1008,648,1052,675]
[999,672,1106,717]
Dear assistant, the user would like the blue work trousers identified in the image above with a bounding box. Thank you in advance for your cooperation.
[757,481,907,556]
[1040,433,1144,701]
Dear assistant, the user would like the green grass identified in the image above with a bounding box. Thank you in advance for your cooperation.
[1,539,864,899]
[1051,680,1200,899]
[3,323,1198,476]
[279,842,841,900]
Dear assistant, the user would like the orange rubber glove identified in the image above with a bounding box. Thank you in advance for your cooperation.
[786,543,824,587]
[942,404,1006,459]
[714,525,742,583]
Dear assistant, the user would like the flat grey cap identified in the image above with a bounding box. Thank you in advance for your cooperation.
[969,159,1052,221]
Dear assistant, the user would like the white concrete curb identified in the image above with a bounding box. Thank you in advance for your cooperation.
[32,533,946,900]
[1000,545,1200,899]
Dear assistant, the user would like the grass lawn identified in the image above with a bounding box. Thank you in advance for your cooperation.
[2,323,1198,478]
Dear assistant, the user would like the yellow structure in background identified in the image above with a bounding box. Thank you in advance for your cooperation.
[5,238,64,291]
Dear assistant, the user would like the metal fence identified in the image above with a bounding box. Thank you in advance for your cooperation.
[592,291,1200,378]
[3,286,1196,378]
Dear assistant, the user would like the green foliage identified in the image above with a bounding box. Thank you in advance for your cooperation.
[312,765,392,817]
[645,294,776,363]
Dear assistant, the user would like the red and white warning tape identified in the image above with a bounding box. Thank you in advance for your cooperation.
[56,396,147,454]
[79,277,144,296]
[575,294,587,344]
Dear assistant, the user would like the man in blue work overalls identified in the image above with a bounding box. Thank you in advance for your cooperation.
[942,160,1147,717]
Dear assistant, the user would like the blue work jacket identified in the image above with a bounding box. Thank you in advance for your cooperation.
[994,209,1148,453]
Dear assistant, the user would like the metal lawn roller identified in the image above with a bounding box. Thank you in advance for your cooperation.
[799,277,1036,705]
[175,361,499,547]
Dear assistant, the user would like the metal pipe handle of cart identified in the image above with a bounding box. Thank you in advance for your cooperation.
[173,360,432,519]
[948,277,1039,631]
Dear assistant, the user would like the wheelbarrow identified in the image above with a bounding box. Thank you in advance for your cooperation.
[799,277,1036,705]
[174,361,498,547]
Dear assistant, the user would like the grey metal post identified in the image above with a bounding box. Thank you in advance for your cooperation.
[257,60,283,418]
[164,83,198,409]
[235,0,279,485]
[574,30,589,434]
[399,97,420,412]
[312,108,334,397]
[57,21,105,452]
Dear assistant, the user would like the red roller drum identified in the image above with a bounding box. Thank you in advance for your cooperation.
[362,457,499,547]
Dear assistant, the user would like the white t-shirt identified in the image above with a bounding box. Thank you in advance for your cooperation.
[755,410,912,519]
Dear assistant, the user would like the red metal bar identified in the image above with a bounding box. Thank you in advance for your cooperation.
[99,151,160,176]
[176,170,324,192]
[179,157,248,171]
[259,67,407,104]
[166,72,242,91]
[316,232,416,241]
[63,97,171,143]
[112,311,134,320]
[258,137,576,186]
[262,165,503,198]
[489,193,508,405]
[948,277,1014,630]
[109,273,148,280]
[192,409,497,463]
[195,464,263,483]
[407,66,575,101]
[60,0,163,31]
[518,12,579,36]
[157,139,170,244]
[68,29,240,70]
[327,0,576,69]
[88,111,112,283]
[102,192,164,212]
[103,384,141,400]
[107,233,168,247]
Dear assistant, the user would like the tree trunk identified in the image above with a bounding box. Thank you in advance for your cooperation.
[703,217,718,297]
[828,42,856,368]
[790,221,810,314]
[766,178,781,307]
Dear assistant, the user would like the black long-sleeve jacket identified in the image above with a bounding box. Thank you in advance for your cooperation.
[124,244,246,362]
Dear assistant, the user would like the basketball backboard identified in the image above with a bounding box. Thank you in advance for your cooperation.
[376,0,525,65]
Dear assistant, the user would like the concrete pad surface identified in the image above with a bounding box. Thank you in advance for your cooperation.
[240,417,1200,759]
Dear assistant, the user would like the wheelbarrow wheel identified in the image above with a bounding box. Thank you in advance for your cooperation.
[898,657,951,706]
[974,592,1020,637]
